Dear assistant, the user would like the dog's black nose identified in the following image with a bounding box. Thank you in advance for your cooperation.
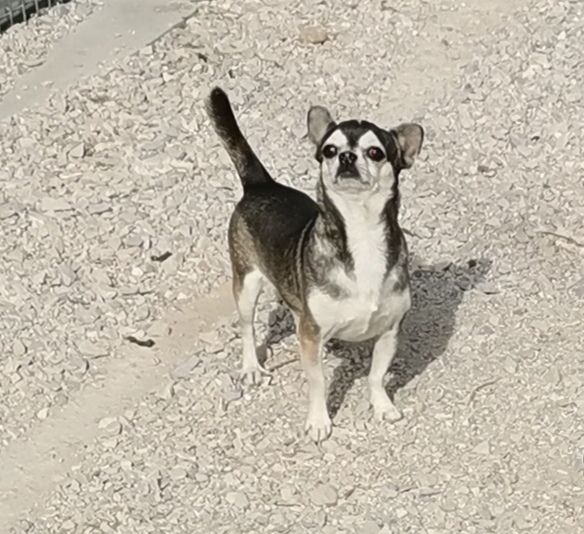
[339,152,357,167]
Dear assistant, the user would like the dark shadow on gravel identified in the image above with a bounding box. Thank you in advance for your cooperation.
[326,257,492,418]
[261,258,491,419]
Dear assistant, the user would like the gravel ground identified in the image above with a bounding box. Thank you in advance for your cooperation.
[1,0,584,532]
[0,0,101,97]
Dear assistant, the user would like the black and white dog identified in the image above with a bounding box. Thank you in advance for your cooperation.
[207,88,423,442]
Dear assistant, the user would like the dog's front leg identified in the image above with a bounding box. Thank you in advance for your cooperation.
[298,318,332,442]
[369,324,403,422]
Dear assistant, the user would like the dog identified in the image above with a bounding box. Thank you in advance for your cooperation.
[206,87,423,442]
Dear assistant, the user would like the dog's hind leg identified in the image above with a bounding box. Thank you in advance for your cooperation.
[234,268,271,385]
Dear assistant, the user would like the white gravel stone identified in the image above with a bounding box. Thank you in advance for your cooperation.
[12,340,27,357]
[309,483,338,507]
[171,355,201,379]
[36,408,49,420]
[299,25,329,45]
[225,491,249,509]
[76,340,109,359]
[39,197,72,212]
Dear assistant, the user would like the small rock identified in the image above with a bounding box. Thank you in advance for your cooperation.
[395,508,408,519]
[503,356,518,374]
[303,510,327,528]
[133,304,150,322]
[69,142,86,159]
[569,278,584,298]
[31,270,47,287]
[40,197,72,212]
[440,496,457,512]
[161,255,179,275]
[120,460,133,471]
[157,382,175,400]
[280,485,299,504]
[475,281,499,294]
[513,512,533,531]
[98,417,122,436]
[76,340,109,358]
[125,234,143,247]
[473,440,491,455]
[226,491,249,509]
[199,330,223,353]
[37,407,49,420]
[543,367,562,386]
[309,483,338,506]
[479,504,494,520]
[477,164,497,177]
[10,372,22,384]
[148,321,172,338]
[458,104,474,129]
[220,374,243,404]
[361,520,382,534]
[13,339,27,356]
[299,25,329,45]
[384,485,399,499]
[98,416,118,429]
[102,437,119,449]
[88,202,111,215]
[171,354,200,379]
[59,264,76,287]
[170,467,188,480]
[0,203,17,219]
[19,137,36,149]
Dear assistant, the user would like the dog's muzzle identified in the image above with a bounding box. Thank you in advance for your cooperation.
[337,151,360,180]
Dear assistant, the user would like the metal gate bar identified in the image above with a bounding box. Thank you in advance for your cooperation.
[0,0,70,33]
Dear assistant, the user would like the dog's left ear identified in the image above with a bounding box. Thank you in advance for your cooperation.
[307,106,335,146]
[392,123,424,168]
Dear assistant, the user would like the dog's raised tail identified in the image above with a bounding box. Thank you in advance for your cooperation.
[206,87,272,187]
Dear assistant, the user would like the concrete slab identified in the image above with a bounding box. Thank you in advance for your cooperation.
[0,0,195,120]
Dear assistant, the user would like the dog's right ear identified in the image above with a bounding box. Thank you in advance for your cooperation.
[307,106,335,146]
[392,123,424,169]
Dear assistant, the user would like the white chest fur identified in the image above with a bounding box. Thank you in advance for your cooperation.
[308,191,411,342]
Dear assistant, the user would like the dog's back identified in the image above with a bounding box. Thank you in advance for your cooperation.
[207,88,318,309]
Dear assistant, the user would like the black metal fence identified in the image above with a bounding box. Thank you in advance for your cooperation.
[0,0,70,32]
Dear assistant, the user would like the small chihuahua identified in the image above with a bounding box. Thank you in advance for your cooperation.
[206,88,423,442]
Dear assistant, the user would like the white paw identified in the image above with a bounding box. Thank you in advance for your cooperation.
[371,394,403,422]
[240,364,272,386]
[305,409,332,443]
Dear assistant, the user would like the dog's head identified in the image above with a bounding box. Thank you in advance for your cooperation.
[307,106,423,196]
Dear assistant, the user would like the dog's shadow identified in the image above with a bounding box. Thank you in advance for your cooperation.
[263,257,491,418]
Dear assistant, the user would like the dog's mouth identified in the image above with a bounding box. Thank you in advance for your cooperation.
[337,172,359,180]
[336,169,361,181]
[333,172,371,192]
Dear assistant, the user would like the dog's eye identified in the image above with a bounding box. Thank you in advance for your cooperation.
[367,147,384,161]
[322,145,337,159]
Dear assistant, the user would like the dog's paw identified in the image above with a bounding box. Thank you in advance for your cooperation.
[371,395,403,422]
[305,410,333,443]
[240,365,272,386]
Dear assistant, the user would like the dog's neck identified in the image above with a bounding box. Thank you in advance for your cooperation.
[314,179,399,229]
[309,180,401,269]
